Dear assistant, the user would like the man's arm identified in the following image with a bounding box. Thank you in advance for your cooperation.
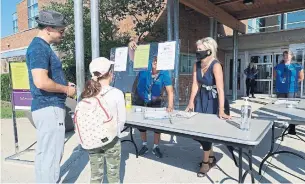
[29,48,72,95]
[32,69,68,93]
[165,85,174,109]
[273,65,278,79]
[299,69,304,82]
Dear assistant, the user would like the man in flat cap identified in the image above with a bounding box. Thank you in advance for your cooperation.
[26,10,76,183]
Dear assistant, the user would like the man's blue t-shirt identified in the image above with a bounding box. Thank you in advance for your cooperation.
[274,62,303,93]
[136,70,172,102]
[26,37,67,111]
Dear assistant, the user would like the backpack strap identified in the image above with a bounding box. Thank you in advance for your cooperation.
[93,97,113,123]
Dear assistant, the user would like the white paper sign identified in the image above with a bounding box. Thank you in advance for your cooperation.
[157,41,176,70]
[114,47,128,71]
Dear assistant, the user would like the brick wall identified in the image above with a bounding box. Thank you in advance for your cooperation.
[1,29,38,51]
[179,4,211,53]
[17,0,29,31]
[219,20,248,36]
[1,0,66,52]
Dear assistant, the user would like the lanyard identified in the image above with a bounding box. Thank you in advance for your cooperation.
[148,73,161,93]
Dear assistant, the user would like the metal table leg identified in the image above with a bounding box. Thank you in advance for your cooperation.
[281,127,289,141]
[259,122,275,175]
[241,149,255,183]
[121,127,139,158]
[227,146,238,167]
[259,122,305,175]
[239,147,243,183]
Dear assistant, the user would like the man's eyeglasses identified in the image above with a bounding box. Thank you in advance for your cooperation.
[51,27,65,34]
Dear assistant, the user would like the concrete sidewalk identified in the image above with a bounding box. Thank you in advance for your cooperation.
[1,100,305,183]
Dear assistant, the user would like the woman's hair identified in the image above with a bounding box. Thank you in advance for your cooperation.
[81,67,112,99]
[196,37,218,59]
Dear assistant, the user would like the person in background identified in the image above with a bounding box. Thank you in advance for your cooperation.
[81,57,126,183]
[274,50,304,135]
[129,41,174,158]
[185,37,231,177]
[26,10,76,183]
[244,62,258,98]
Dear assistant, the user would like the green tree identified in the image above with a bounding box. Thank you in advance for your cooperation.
[44,0,130,82]
[118,0,166,42]
[44,0,166,82]
[1,74,11,102]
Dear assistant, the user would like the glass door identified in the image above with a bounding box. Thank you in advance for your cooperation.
[225,54,246,96]
[249,54,274,96]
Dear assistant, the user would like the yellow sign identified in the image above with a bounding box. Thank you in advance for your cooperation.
[10,62,30,90]
[133,44,150,69]
[125,92,132,109]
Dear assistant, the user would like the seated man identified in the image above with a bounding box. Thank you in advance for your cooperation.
[130,41,174,158]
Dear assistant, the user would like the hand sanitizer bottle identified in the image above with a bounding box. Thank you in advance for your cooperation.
[240,97,252,131]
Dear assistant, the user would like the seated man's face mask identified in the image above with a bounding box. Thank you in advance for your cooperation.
[196,49,212,61]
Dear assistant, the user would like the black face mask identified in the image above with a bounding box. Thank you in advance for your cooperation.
[196,50,212,61]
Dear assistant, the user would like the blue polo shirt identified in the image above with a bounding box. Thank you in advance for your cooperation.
[136,70,172,102]
[274,62,303,93]
[26,37,67,111]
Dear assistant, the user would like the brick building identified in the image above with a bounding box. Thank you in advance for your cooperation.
[1,0,66,74]
[1,0,304,98]
[1,0,236,103]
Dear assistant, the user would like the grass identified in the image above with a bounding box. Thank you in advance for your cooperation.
[1,101,26,119]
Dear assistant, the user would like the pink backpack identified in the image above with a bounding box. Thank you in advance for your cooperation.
[74,92,117,150]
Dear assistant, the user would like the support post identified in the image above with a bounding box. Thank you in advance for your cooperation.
[167,0,173,41]
[214,20,218,40]
[91,0,100,59]
[271,53,274,97]
[232,30,238,101]
[281,13,287,30]
[209,17,214,38]
[74,0,85,100]
[173,0,180,108]
[280,13,285,30]
[301,49,305,98]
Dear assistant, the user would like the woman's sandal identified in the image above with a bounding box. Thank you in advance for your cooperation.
[198,156,217,168]
[197,161,210,177]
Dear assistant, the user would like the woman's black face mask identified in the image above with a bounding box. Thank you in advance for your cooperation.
[196,49,212,61]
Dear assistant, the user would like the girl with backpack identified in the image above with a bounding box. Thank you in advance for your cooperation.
[74,57,126,183]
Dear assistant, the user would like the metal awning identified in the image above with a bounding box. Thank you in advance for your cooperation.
[180,0,305,34]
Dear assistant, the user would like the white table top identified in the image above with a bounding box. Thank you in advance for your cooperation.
[126,106,272,147]
[253,99,305,124]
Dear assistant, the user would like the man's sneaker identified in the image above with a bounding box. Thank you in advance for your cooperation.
[152,147,163,158]
[138,145,149,156]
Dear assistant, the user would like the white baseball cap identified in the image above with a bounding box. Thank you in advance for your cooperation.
[89,57,114,77]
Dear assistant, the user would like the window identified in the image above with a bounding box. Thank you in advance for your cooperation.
[286,10,305,29]
[179,53,196,74]
[13,13,18,33]
[28,0,38,28]
[248,9,305,33]
[247,14,281,33]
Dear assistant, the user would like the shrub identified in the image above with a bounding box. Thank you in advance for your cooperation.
[1,74,11,102]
